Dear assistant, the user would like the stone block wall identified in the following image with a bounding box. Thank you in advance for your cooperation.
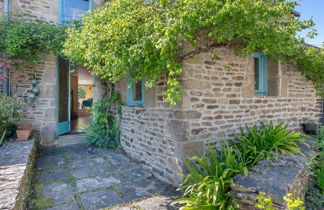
[117,45,322,185]
[11,0,58,23]
[10,56,57,145]
[116,77,189,184]
[181,46,323,146]
[1,0,102,145]
[6,0,59,145]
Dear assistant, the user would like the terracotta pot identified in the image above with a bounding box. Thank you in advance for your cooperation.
[17,125,32,130]
[16,125,32,141]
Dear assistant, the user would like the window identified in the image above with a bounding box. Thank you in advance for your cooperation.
[127,77,144,105]
[254,53,268,95]
[60,0,91,24]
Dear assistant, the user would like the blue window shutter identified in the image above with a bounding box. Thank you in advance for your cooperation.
[254,53,268,95]
[127,77,145,106]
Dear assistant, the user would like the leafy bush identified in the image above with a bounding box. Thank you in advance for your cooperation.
[304,126,324,209]
[0,94,25,141]
[175,142,245,209]
[236,122,306,167]
[175,121,306,209]
[82,93,121,148]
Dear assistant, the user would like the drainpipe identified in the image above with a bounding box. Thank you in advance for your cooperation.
[2,0,10,95]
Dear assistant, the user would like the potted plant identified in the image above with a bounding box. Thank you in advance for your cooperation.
[302,120,318,135]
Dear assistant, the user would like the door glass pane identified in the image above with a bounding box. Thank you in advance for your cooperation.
[58,57,70,123]
[254,57,260,90]
[133,81,142,101]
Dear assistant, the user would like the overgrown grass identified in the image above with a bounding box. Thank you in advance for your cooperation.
[174,121,306,210]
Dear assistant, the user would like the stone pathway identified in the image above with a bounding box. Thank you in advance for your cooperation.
[30,143,179,210]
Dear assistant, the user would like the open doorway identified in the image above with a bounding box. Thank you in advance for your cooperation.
[70,65,93,133]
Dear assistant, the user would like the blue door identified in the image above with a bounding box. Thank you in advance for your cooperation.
[56,57,71,136]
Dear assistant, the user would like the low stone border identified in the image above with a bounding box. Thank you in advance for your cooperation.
[0,134,39,210]
[231,142,314,210]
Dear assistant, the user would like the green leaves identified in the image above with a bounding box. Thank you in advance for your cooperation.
[0,15,67,66]
[236,121,306,167]
[175,121,306,209]
[173,142,244,209]
[63,0,323,104]
[82,92,122,148]
[0,94,25,142]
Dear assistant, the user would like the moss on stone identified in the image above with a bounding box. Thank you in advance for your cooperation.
[34,183,43,196]
[34,197,53,209]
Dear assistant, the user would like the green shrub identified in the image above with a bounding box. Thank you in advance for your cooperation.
[236,121,306,167]
[174,142,246,209]
[175,121,306,209]
[0,14,67,66]
[82,93,121,148]
[0,94,25,141]
[304,127,324,209]
[316,126,324,152]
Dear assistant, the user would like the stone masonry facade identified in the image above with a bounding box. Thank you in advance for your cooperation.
[116,45,323,185]
[0,0,322,186]
[0,1,105,145]
[0,0,59,145]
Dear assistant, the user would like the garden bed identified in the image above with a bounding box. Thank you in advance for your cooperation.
[0,134,39,209]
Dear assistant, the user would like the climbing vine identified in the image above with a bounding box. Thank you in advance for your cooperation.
[63,0,324,104]
[0,14,67,67]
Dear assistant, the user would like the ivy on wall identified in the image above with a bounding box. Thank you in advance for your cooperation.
[63,0,324,104]
[0,14,67,67]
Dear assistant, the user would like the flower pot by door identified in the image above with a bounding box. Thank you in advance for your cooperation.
[16,125,32,141]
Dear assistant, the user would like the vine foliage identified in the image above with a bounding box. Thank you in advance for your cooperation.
[63,0,324,104]
[82,91,122,148]
[0,14,67,68]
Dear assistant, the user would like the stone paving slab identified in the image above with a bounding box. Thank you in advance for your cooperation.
[47,202,80,210]
[30,143,177,210]
[80,189,124,210]
[37,168,71,183]
[110,195,180,210]
[39,182,74,205]
[75,176,121,193]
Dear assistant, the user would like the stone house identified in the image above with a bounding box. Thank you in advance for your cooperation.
[0,0,323,185]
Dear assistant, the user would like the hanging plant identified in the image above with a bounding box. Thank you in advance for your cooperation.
[0,14,67,67]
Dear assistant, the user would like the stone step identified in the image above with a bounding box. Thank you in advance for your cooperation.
[56,134,87,147]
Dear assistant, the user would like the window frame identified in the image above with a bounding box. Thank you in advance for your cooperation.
[59,0,92,24]
[254,52,268,96]
[127,77,145,106]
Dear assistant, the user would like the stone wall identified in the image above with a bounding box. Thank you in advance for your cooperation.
[4,0,105,146]
[231,141,314,209]
[5,0,58,145]
[10,55,57,145]
[116,77,188,184]
[116,45,322,185]
[11,0,58,23]
[181,46,323,149]
[0,137,39,210]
